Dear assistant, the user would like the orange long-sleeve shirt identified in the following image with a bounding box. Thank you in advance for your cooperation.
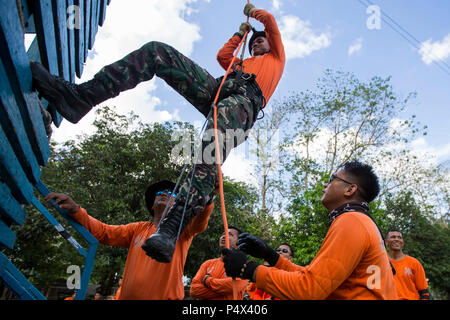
[217,9,285,104]
[72,203,214,300]
[190,257,248,300]
[389,255,429,300]
[255,211,398,300]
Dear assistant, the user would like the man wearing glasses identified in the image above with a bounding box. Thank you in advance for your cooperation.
[44,180,214,299]
[247,242,295,300]
[276,243,294,262]
[223,161,398,299]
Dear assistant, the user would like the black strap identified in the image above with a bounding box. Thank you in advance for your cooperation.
[390,261,396,275]
[328,202,396,276]
[418,289,431,300]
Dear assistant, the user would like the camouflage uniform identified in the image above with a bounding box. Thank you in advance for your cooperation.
[94,41,264,231]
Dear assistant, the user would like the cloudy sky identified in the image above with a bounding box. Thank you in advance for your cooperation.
[49,0,450,183]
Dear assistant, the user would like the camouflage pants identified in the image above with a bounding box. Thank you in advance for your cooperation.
[94,41,263,224]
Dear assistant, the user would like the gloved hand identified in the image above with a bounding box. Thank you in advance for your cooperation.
[244,3,256,17]
[222,248,259,280]
[237,233,280,266]
[238,22,252,36]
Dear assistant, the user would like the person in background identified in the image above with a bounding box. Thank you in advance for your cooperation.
[190,226,249,300]
[94,292,102,300]
[114,277,123,300]
[247,242,295,300]
[385,229,431,300]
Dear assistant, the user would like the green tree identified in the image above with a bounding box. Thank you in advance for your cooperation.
[276,177,329,266]
[282,70,422,194]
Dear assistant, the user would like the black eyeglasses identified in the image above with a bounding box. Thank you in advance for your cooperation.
[327,174,367,200]
[276,248,290,254]
[328,174,354,185]
[156,190,176,197]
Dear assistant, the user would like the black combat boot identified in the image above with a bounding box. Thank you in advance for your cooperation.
[141,203,195,263]
[30,62,112,123]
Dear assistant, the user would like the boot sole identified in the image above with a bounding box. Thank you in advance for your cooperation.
[30,62,89,124]
[141,235,175,263]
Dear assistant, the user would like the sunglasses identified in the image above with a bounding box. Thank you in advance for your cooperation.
[327,174,367,200]
[155,190,176,197]
[276,248,290,254]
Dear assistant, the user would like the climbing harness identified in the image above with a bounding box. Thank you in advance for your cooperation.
[158,0,256,300]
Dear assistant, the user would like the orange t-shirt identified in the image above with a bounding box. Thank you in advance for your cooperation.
[253,287,276,300]
[217,9,285,104]
[255,211,398,300]
[247,281,277,300]
[72,203,214,300]
[114,286,121,300]
[246,282,256,299]
[190,257,248,300]
[389,255,429,300]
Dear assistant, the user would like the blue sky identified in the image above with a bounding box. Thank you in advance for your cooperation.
[50,0,450,182]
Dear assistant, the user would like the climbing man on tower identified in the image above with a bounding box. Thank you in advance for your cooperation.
[30,2,285,263]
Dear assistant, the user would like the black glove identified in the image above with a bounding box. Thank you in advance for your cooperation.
[222,248,259,280]
[237,232,280,266]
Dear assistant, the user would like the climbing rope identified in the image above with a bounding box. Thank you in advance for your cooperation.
[211,0,251,300]
[158,1,252,300]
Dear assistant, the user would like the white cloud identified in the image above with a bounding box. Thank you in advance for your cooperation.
[52,0,201,143]
[410,137,450,164]
[271,0,283,13]
[348,37,363,56]
[419,33,450,65]
[220,136,259,186]
[278,15,331,60]
[221,149,257,186]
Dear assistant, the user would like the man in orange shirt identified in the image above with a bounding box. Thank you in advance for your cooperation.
[64,292,76,300]
[32,3,284,264]
[44,180,214,300]
[223,161,398,300]
[190,226,248,300]
[113,277,122,300]
[385,229,430,300]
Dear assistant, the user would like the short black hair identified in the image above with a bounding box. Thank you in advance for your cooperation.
[279,242,295,258]
[248,30,266,55]
[227,225,242,235]
[341,161,380,203]
[385,228,402,239]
